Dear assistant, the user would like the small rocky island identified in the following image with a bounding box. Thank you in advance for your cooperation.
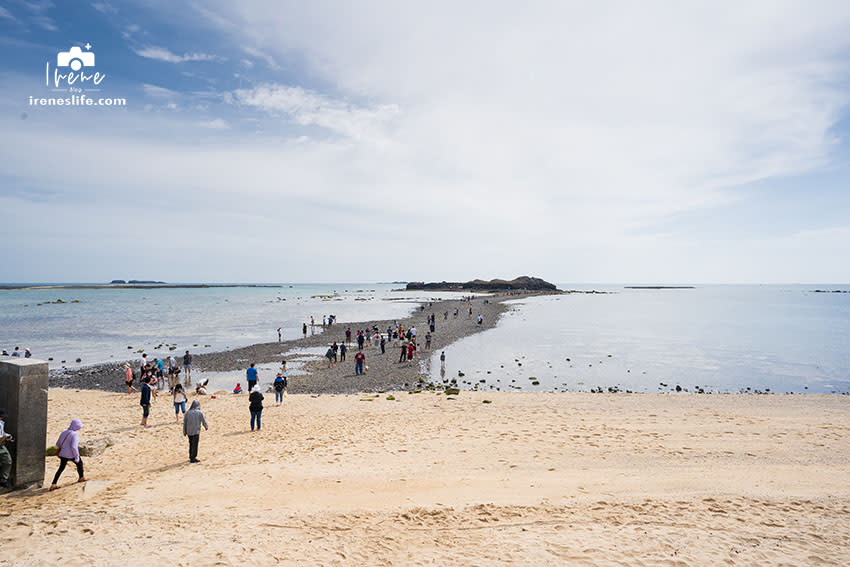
[406,276,558,292]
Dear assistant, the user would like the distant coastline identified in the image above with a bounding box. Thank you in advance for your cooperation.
[0,284,283,290]
[624,286,696,289]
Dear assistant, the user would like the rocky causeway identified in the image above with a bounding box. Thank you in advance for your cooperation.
[49,292,555,394]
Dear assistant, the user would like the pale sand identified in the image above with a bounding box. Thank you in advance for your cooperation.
[2,390,850,566]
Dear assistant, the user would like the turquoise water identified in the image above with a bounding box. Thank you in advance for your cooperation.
[429,285,850,394]
[3,283,849,394]
[0,283,466,367]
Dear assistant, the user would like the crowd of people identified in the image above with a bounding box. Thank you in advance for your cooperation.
[1,347,32,358]
[34,299,481,490]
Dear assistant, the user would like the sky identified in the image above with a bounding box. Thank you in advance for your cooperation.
[1,1,850,284]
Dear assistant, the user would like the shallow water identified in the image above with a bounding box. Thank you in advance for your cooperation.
[4,283,849,394]
[429,285,850,394]
[0,283,470,369]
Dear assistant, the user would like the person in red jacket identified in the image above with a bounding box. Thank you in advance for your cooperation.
[354,350,366,375]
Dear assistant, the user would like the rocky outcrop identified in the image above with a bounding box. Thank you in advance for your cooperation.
[406,276,558,292]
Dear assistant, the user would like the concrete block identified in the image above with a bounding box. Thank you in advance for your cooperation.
[0,358,49,488]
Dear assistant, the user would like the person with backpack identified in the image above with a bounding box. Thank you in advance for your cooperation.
[49,419,87,490]
[273,372,287,406]
[249,387,264,431]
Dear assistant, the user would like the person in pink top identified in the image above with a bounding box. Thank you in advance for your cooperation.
[49,419,87,490]
[124,363,137,393]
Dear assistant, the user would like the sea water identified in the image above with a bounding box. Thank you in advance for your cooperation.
[430,285,850,394]
[0,283,465,368]
[2,283,849,394]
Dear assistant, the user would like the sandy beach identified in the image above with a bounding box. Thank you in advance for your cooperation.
[2,389,849,566]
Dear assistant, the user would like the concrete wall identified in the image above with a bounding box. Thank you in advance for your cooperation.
[0,358,49,488]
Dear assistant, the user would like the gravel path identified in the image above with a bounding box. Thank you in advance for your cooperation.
[49,293,547,394]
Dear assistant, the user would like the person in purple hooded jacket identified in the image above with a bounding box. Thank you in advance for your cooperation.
[49,419,87,490]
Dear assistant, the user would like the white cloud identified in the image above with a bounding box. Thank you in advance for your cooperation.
[4,2,850,283]
[240,45,278,69]
[91,2,116,16]
[208,2,850,236]
[0,6,16,20]
[134,46,223,64]
[198,118,230,129]
[21,0,57,31]
[142,83,179,98]
[234,84,399,141]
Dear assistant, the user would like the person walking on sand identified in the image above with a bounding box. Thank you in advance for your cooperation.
[246,363,259,392]
[173,383,187,423]
[425,332,432,350]
[407,342,414,366]
[140,376,153,427]
[273,372,286,405]
[249,387,264,431]
[332,341,339,362]
[183,350,193,382]
[399,340,407,363]
[345,327,352,345]
[49,419,87,490]
[0,408,14,490]
[124,363,137,393]
[325,346,335,368]
[339,342,347,362]
[354,350,366,375]
[380,335,386,354]
[183,400,208,463]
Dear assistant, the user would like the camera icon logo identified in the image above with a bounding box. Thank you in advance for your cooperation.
[57,46,95,72]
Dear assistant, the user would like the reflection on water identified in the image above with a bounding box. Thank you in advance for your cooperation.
[430,285,850,394]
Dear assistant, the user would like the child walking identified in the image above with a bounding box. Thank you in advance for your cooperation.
[173,383,187,423]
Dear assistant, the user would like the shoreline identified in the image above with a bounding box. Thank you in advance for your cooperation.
[48,292,546,394]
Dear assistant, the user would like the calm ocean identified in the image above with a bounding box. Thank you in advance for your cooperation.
[0,283,453,367]
[429,284,850,394]
[2,283,848,394]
